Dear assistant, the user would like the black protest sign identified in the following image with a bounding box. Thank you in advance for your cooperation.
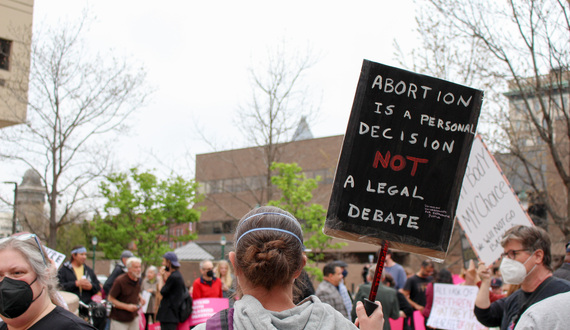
[325,60,483,260]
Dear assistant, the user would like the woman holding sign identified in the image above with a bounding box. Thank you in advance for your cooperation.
[195,206,385,329]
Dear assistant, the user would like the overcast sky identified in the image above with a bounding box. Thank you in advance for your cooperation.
[1,0,421,209]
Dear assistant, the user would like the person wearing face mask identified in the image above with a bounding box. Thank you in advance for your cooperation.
[0,233,96,329]
[156,252,185,330]
[331,260,353,322]
[473,225,570,330]
[107,257,145,330]
[192,260,223,300]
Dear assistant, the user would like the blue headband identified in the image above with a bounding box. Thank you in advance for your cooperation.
[241,212,298,224]
[236,227,304,247]
[71,247,87,254]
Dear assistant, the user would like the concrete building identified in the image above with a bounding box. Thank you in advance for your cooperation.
[0,211,12,238]
[501,69,570,259]
[16,169,47,240]
[0,0,34,128]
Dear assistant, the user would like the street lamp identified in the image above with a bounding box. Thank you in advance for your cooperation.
[2,181,18,235]
[220,235,226,260]
[92,237,98,269]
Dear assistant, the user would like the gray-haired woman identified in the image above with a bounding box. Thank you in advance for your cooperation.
[0,233,95,329]
[141,266,158,329]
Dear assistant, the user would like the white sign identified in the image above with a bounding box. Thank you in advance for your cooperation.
[456,136,533,265]
[427,284,486,330]
[44,246,66,269]
[141,290,152,313]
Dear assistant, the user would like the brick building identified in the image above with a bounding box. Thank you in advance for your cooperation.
[187,132,472,283]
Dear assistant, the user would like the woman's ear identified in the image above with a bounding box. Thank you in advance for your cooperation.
[229,252,237,272]
[293,254,308,279]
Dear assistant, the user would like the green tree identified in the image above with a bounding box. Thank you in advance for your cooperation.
[268,162,345,280]
[93,168,202,267]
[56,220,90,255]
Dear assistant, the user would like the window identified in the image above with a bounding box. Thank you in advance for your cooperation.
[198,219,239,235]
[0,38,12,71]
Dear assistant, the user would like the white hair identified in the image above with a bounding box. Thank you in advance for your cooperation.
[126,256,142,268]
[146,265,157,274]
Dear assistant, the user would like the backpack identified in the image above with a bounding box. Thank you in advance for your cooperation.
[178,290,193,323]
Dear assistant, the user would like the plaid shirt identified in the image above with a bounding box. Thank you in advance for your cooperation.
[315,280,349,319]
[338,281,353,321]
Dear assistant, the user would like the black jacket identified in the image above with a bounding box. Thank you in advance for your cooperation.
[57,261,101,304]
[103,261,127,296]
[156,270,186,323]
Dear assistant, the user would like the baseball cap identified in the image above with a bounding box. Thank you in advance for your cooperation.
[491,277,503,287]
[121,250,134,259]
[163,251,180,267]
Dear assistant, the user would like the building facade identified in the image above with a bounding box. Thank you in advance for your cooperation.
[190,133,474,278]
[501,69,570,257]
[0,0,34,128]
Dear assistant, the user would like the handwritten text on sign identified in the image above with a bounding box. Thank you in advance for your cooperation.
[326,60,483,257]
[456,136,533,265]
[44,246,66,269]
[427,284,486,330]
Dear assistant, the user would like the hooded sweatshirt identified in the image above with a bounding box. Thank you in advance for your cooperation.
[195,294,357,330]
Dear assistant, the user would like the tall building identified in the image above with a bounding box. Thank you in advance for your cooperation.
[0,0,34,128]
[16,169,47,240]
[501,68,570,255]
[0,211,12,238]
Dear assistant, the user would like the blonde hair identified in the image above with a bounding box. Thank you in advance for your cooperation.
[215,260,233,289]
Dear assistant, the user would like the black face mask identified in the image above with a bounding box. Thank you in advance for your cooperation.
[164,266,170,272]
[0,277,43,319]
[206,270,214,278]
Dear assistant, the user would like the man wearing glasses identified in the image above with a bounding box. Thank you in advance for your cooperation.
[473,225,570,330]
[57,245,104,329]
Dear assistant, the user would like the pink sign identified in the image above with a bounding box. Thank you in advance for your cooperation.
[388,311,425,330]
[188,298,230,326]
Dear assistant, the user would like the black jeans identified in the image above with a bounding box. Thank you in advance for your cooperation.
[160,323,178,330]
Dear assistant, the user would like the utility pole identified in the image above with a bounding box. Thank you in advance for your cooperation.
[2,181,18,234]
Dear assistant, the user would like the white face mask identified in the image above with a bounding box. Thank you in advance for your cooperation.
[499,252,535,285]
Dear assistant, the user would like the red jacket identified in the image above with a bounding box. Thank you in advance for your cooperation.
[192,277,223,300]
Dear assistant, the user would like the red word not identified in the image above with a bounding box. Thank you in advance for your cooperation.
[372,151,429,176]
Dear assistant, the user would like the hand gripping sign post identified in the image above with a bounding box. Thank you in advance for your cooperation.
[324,60,483,313]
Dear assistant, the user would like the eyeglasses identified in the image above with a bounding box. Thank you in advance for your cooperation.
[500,249,530,260]
[0,233,48,266]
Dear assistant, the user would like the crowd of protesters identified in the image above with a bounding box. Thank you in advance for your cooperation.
[2,209,570,330]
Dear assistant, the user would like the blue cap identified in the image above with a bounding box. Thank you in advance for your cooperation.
[491,277,503,287]
[121,250,134,259]
[163,251,180,267]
